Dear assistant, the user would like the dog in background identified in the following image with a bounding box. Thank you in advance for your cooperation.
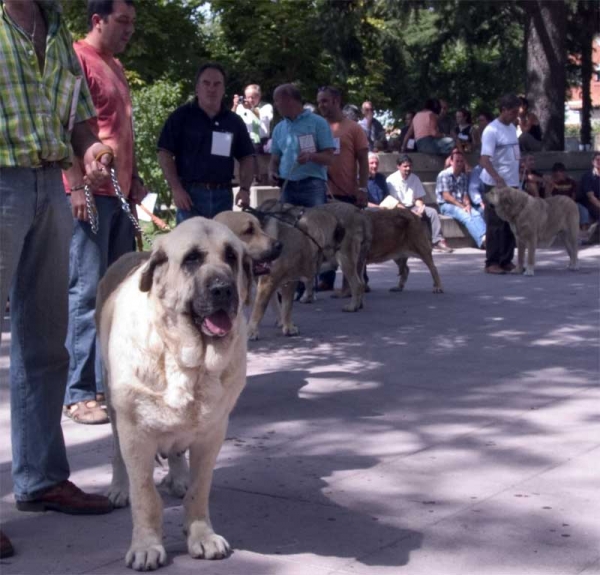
[247,200,345,339]
[486,186,579,275]
[364,208,444,293]
[96,218,251,570]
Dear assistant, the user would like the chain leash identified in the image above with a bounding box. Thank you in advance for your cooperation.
[86,167,154,247]
[84,184,99,234]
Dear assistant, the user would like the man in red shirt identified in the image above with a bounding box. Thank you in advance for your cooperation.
[316,86,369,290]
[62,0,146,424]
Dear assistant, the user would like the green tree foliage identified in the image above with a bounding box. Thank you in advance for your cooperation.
[131,80,186,209]
[63,0,207,87]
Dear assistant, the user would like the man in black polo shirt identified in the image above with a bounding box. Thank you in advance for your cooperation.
[157,62,255,223]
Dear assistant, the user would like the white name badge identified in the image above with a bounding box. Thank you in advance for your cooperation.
[211,131,233,157]
[333,137,341,155]
[407,138,415,150]
[298,134,316,153]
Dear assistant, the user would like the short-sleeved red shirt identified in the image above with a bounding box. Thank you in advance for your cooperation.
[63,40,133,197]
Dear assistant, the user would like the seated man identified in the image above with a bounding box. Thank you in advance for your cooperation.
[580,152,600,244]
[436,150,487,249]
[467,164,486,217]
[386,155,453,253]
[519,154,544,197]
[545,162,590,232]
[366,152,388,207]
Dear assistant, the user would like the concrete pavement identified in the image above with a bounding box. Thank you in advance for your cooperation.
[1,244,599,575]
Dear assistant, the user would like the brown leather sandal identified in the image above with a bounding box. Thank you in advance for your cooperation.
[63,400,109,425]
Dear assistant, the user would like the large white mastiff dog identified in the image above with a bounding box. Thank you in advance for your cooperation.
[96,217,251,570]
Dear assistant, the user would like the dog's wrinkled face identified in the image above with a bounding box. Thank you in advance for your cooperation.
[214,211,282,276]
[139,218,251,341]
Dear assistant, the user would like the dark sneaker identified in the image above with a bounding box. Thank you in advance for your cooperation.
[433,240,453,253]
[16,481,113,515]
[502,262,516,272]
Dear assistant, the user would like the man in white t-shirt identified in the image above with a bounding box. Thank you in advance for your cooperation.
[479,94,521,274]
[232,84,273,152]
[386,155,452,252]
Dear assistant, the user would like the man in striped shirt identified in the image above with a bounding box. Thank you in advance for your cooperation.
[0,0,114,557]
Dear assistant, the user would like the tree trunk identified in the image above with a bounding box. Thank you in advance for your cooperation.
[577,2,598,148]
[524,0,566,151]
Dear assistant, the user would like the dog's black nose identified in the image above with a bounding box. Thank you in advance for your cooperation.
[208,278,234,305]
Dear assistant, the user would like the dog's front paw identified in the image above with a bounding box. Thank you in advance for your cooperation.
[247,326,260,340]
[282,324,299,336]
[107,483,129,508]
[389,286,404,292]
[161,471,188,499]
[342,303,360,312]
[188,527,230,560]
[568,263,579,271]
[511,267,524,275]
[433,286,444,293]
[125,543,167,571]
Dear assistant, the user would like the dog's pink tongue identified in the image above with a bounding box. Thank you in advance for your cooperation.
[203,310,232,336]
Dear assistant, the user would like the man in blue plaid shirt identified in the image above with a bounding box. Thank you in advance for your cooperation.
[436,150,487,249]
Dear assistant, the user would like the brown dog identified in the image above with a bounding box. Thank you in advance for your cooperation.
[364,208,444,293]
[214,210,282,276]
[485,186,579,276]
[313,201,372,312]
[247,201,345,339]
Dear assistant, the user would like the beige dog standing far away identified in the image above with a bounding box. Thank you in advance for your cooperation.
[96,218,252,571]
[486,186,579,276]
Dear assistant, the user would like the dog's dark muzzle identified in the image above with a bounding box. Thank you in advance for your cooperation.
[191,276,239,338]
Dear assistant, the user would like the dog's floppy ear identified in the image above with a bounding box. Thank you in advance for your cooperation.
[333,222,346,247]
[139,246,168,293]
[241,252,253,306]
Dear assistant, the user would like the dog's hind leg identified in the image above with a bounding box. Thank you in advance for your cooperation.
[185,421,231,560]
[105,381,131,508]
[279,281,299,335]
[161,451,190,498]
[419,251,444,293]
[338,247,364,312]
[119,424,166,571]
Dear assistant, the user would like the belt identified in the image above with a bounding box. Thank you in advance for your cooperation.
[32,160,62,170]
[187,181,232,190]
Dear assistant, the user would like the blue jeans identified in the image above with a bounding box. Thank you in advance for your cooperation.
[440,203,487,247]
[280,177,327,207]
[416,136,455,156]
[64,196,135,406]
[0,166,72,500]
[176,184,233,224]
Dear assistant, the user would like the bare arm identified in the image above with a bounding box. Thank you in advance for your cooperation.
[268,153,281,186]
[157,149,192,211]
[587,191,600,211]
[479,155,505,187]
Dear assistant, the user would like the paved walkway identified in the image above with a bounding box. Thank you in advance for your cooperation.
[1,245,599,575]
